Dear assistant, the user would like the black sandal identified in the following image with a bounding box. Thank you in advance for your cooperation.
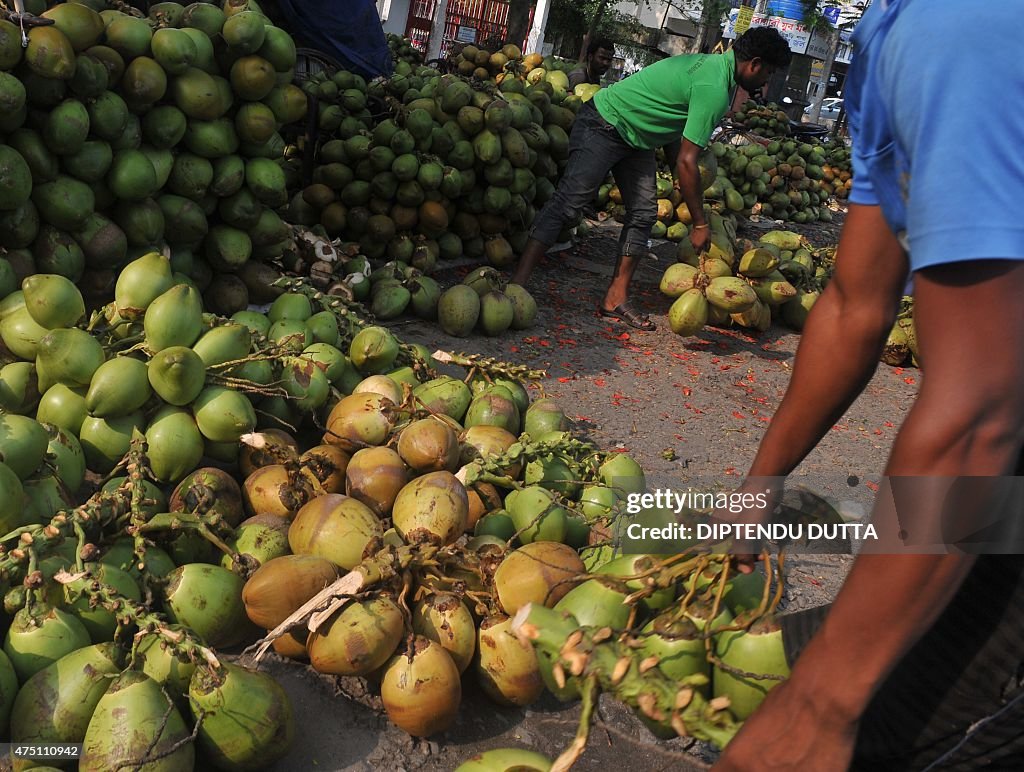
[598,303,656,331]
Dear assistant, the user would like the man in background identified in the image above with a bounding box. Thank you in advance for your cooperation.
[568,36,615,90]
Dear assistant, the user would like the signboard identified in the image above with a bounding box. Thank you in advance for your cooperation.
[734,5,755,36]
[722,9,811,55]
[455,25,477,44]
[805,25,833,60]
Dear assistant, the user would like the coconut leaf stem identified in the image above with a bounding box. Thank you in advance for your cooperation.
[551,675,598,772]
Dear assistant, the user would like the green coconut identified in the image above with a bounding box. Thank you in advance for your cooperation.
[85,356,151,418]
[144,283,203,351]
[191,385,256,442]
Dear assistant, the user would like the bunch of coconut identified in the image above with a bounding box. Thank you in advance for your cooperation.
[386,32,424,68]
[240,385,786,741]
[0,249,409,494]
[816,139,852,200]
[0,427,299,767]
[601,137,838,229]
[238,358,722,740]
[0,458,297,772]
[436,266,537,337]
[705,138,835,223]
[658,223,829,337]
[0,441,298,769]
[731,99,792,137]
[0,0,309,318]
[449,42,526,82]
[288,51,582,269]
[316,251,538,336]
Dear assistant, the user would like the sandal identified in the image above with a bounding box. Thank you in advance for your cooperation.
[598,302,656,331]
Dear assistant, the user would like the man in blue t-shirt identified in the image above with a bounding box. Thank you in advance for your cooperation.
[714,1,1024,770]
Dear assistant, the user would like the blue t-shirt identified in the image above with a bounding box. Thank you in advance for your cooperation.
[846,0,1024,271]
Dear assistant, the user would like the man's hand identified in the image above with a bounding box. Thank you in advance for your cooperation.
[689,225,711,256]
[708,478,784,572]
[712,680,858,771]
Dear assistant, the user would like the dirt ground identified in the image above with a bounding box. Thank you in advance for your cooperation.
[263,211,919,772]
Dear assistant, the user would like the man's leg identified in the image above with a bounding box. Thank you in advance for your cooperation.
[511,106,622,287]
[714,260,1024,772]
[598,149,658,319]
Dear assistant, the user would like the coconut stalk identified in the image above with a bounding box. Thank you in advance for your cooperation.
[51,568,220,672]
[245,542,442,662]
[0,435,156,587]
[512,604,739,750]
[271,277,368,349]
[431,350,547,384]
[461,437,600,489]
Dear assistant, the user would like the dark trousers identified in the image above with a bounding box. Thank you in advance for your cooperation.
[782,459,1024,770]
[529,101,658,257]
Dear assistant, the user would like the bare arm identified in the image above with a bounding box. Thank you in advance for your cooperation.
[748,204,909,477]
[676,139,710,252]
[717,215,1024,770]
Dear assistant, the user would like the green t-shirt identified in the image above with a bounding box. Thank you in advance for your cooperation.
[592,49,737,150]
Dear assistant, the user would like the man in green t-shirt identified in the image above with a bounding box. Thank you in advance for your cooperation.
[510,27,792,330]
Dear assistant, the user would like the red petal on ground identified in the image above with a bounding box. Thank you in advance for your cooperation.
[866,481,879,492]
[616,332,631,341]
[719,365,734,371]
[732,411,745,420]
[724,467,738,475]
[509,346,520,353]
[884,421,895,427]
[894,367,904,375]
[681,387,692,396]
[904,377,916,384]
[593,378,606,387]
[538,340,551,347]
[874,429,883,435]
[557,377,572,383]
[746,373,756,381]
